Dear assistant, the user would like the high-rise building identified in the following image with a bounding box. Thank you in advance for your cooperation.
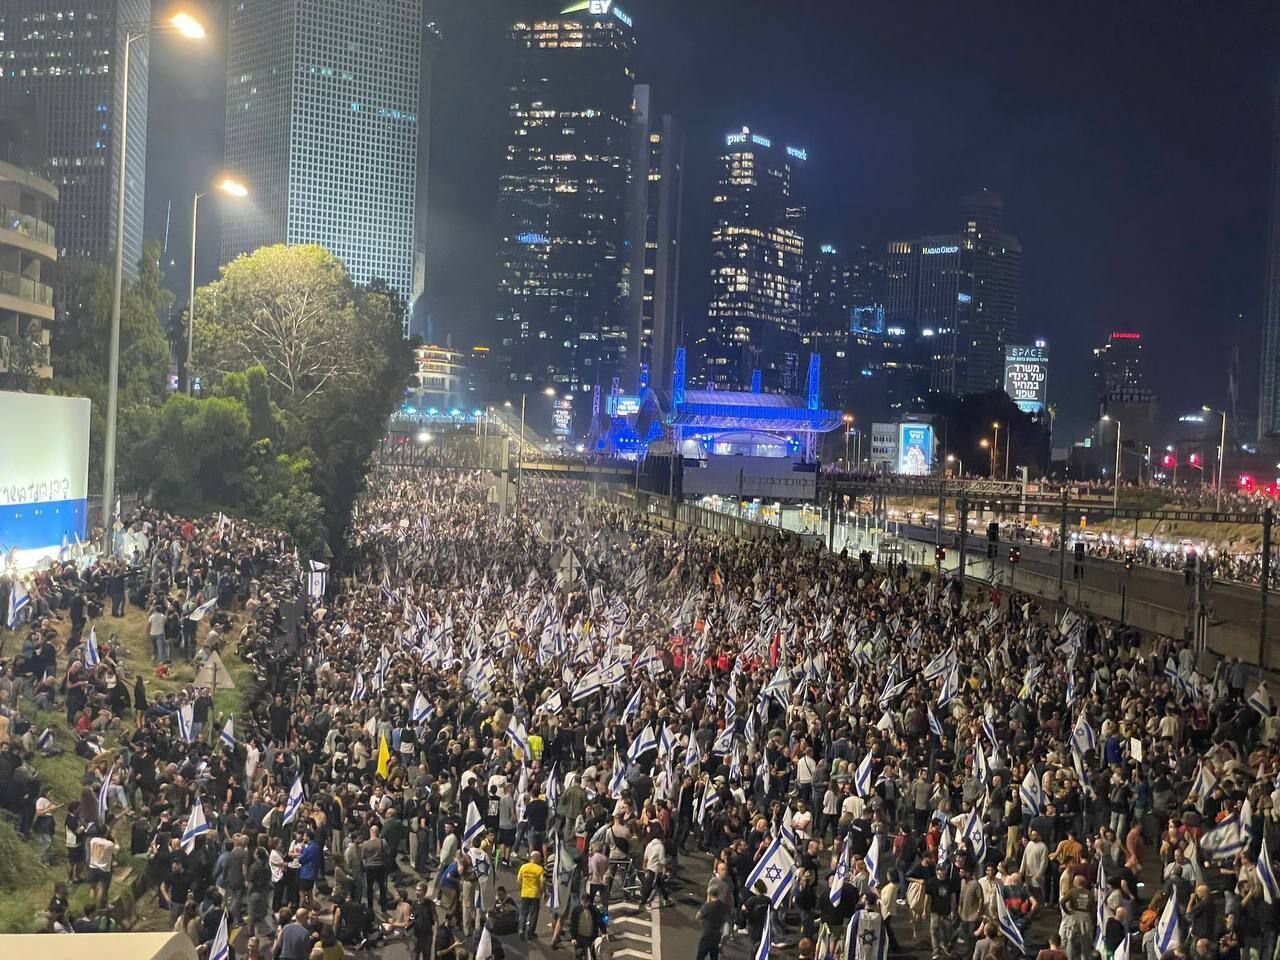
[221,0,432,336]
[0,0,151,278]
[700,127,808,393]
[886,192,1021,396]
[963,189,1022,392]
[0,105,59,384]
[1093,330,1158,479]
[624,85,683,395]
[496,2,638,402]
[803,243,854,409]
[1260,90,1280,443]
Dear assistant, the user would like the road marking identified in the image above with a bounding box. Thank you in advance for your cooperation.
[606,903,661,959]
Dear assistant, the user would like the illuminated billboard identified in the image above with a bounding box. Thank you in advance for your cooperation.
[1003,344,1049,414]
[552,397,574,438]
[605,394,641,416]
[897,423,934,475]
[0,391,91,552]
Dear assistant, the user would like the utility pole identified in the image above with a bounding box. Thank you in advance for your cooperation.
[828,485,837,551]
[1056,486,1068,604]
[1261,506,1272,669]
[957,496,969,591]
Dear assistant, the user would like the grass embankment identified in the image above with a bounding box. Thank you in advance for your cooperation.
[0,605,250,933]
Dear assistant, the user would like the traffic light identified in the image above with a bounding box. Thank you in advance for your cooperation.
[1073,541,1085,563]
[935,545,946,564]
[1009,546,1021,565]
[1124,553,1135,572]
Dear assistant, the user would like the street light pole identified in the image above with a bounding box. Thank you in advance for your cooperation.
[187,190,202,394]
[993,422,1001,480]
[1216,410,1226,512]
[1113,421,1122,516]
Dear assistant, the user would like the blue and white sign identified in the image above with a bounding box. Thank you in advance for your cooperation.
[897,423,934,476]
[0,391,91,552]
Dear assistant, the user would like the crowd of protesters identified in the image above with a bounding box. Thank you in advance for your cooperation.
[0,463,1278,960]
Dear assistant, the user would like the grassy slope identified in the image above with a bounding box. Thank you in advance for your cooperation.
[0,604,250,933]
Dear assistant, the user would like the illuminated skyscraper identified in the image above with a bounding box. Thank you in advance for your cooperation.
[496,1,638,401]
[963,189,1021,392]
[700,127,808,393]
[221,0,433,335]
[0,0,151,277]
[1260,90,1280,442]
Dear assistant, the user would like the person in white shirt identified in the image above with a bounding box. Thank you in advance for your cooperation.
[87,833,118,909]
[640,834,670,907]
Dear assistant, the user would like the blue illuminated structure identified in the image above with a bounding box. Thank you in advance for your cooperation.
[516,231,550,245]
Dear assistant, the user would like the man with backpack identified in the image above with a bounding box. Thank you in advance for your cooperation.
[567,891,607,960]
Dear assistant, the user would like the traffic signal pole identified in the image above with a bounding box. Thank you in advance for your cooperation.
[1056,486,1068,604]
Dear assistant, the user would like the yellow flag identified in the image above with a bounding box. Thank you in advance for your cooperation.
[376,734,391,779]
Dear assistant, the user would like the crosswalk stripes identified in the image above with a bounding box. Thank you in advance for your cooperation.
[608,903,661,960]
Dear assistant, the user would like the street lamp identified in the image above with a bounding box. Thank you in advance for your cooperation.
[842,414,853,468]
[946,453,963,478]
[992,422,1002,480]
[1101,415,1121,515]
[187,177,249,393]
[1202,405,1227,511]
[980,438,994,478]
[102,11,206,547]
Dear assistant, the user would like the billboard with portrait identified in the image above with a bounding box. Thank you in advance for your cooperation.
[897,423,933,475]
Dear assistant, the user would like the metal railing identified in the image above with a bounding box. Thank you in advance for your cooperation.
[0,268,53,307]
[0,203,55,246]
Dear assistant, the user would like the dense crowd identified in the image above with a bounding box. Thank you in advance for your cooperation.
[1,465,1279,960]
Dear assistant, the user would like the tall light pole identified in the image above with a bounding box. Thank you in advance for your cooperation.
[1203,405,1227,512]
[980,438,993,478]
[102,11,206,545]
[992,422,1002,480]
[1102,415,1121,515]
[187,178,249,393]
[842,413,853,468]
[946,453,963,477]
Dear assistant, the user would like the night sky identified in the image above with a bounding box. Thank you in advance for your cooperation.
[144,1,1280,440]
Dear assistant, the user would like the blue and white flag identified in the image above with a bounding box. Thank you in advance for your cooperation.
[996,885,1026,954]
[97,763,115,823]
[219,718,235,750]
[177,703,195,743]
[608,752,627,798]
[1248,682,1274,718]
[6,577,30,629]
[410,690,432,724]
[507,718,531,759]
[1257,843,1280,904]
[1070,715,1097,755]
[865,834,880,889]
[853,750,874,798]
[628,725,658,762]
[922,647,956,682]
[622,684,644,723]
[927,708,944,738]
[282,773,304,825]
[463,800,485,845]
[209,910,230,960]
[849,909,889,960]
[684,731,703,770]
[658,725,676,758]
[545,764,561,809]
[1094,863,1108,953]
[36,727,53,752]
[745,837,797,908]
[830,834,851,906]
[539,690,564,715]
[963,805,986,863]
[1019,770,1044,816]
[351,671,367,703]
[187,596,218,622]
[182,797,212,853]
[1200,814,1247,861]
[754,906,772,960]
[84,626,101,666]
[1189,762,1218,809]
[936,669,958,709]
[1155,891,1181,954]
[712,725,736,756]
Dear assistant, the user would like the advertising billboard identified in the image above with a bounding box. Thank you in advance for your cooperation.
[0,391,91,552]
[552,397,574,438]
[1004,344,1049,414]
[897,423,934,475]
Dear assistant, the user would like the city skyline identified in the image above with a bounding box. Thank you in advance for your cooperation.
[130,1,1280,440]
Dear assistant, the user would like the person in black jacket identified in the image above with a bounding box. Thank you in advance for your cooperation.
[566,891,606,960]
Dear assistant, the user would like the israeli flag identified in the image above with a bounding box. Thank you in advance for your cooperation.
[1019,770,1044,816]
[1094,864,1108,953]
[996,885,1026,954]
[463,801,485,845]
[712,725,736,756]
[282,773,304,825]
[936,668,958,709]
[187,595,218,622]
[608,752,627,798]
[1189,762,1218,808]
[865,834,880,889]
[182,797,212,852]
[1155,892,1182,954]
[628,725,658,763]
[963,806,986,863]
[1070,715,1097,755]
[927,708,944,738]
[1258,845,1280,904]
[36,727,53,751]
[755,906,773,960]
[84,626,101,666]
[853,750,874,798]
[507,718,531,759]
[684,731,703,770]
[622,684,644,723]
[97,763,115,823]
[539,690,564,715]
[545,764,561,809]
[1248,682,1275,718]
[1200,814,1246,861]
[209,910,230,960]
[177,703,195,743]
[830,834,851,906]
[219,718,235,750]
[7,577,30,629]
[745,836,797,907]
[410,690,432,724]
[658,725,676,758]
[922,647,955,682]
